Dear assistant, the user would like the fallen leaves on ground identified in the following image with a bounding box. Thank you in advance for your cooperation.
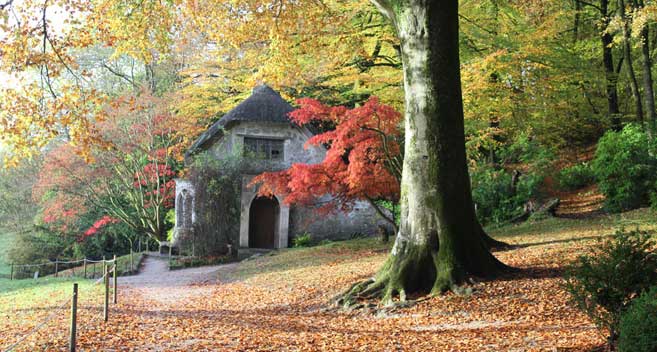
[1,223,615,351]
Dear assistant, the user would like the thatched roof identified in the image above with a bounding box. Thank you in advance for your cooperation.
[186,85,295,157]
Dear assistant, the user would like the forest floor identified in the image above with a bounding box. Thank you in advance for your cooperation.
[3,208,657,351]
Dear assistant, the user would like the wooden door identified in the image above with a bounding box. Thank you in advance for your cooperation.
[248,197,278,248]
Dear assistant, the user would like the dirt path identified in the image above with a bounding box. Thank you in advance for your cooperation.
[118,256,237,304]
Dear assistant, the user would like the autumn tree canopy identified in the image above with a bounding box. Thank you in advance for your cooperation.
[0,0,403,163]
[33,91,181,242]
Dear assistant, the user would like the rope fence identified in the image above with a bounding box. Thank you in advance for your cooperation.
[7,252,144,280]
[2,258,119,352]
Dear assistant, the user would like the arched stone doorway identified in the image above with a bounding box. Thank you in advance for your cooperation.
[248,196,279,249]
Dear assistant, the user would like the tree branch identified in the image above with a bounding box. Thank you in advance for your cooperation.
[0,0,13,10]
[365,196,398,234]
[102,61,139,89]
[369,0,395,23]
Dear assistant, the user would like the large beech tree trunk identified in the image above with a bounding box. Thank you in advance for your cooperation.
[341,0,507,306]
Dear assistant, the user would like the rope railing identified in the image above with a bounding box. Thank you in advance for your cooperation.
[8,256,121,280]
[2,259,119,352]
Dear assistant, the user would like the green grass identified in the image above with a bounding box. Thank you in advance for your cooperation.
[488,208,657,240]
[54,251,146,278]
[0,277,102,302]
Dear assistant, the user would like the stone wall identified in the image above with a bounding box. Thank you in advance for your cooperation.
[288,201,393,244]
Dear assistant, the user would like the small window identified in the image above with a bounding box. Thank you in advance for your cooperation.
[244,137,284,160]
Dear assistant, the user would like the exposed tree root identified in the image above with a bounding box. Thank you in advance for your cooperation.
[334,231,510,311]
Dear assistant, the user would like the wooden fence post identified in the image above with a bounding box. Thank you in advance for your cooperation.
[69,283,78,352]
[55,259,59,278]
[83,259,87,279]
[10,264,13,280]
[103,266,109,322]
[113,255,117,304]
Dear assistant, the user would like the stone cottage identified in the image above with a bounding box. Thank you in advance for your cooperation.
[173,85,389,254]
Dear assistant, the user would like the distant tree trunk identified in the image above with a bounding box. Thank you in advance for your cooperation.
[488,117,500,165]
[638,1,657,136]
[574,0,582,42]
[339,0,507,306]
[488,73,501,166]
[619,0,644,123]
[601,0,623,131]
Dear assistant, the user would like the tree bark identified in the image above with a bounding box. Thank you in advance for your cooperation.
[619,0,644,123]
[601,0,623,131]
[638,2,657,136]
[574,0,581,42]
[340,0,507,306]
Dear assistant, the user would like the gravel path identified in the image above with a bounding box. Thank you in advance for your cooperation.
[118,256,238,304]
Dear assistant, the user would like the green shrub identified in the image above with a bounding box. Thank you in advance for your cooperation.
[618,286,657,352]
[564,229,657,342]
[471,165,542,225]
[558,162,595,190]
[593,124,657,212]
[293,233,312,247]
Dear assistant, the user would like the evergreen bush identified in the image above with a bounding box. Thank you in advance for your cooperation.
[618,286,657,352]
[564,229,657,342]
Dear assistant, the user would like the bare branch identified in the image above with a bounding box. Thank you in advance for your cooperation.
[101,61,139,89]
[0,0,13,10]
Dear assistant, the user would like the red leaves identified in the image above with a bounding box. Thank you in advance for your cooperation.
[133,164,177,209]
[289,98,349,125]
[253,97,402,213]
[83,215,120,238]
[33,91,180,238]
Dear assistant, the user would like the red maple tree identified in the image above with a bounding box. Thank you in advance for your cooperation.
[251,97,403,230]
[34,90,181,241]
